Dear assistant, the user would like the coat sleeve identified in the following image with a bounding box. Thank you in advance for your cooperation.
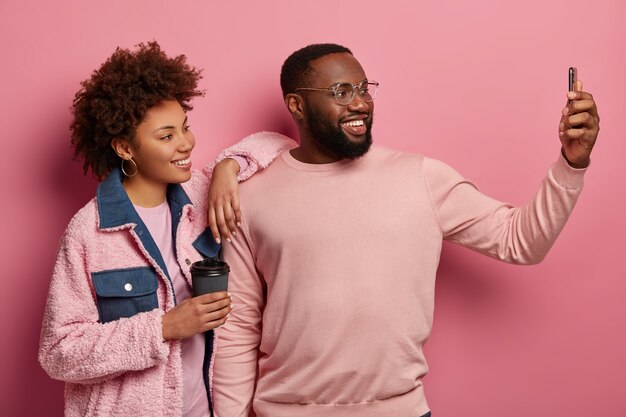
[425,154,586,264]
[212,219,265,416]
[203,131,297,181]
[38,222,170,384]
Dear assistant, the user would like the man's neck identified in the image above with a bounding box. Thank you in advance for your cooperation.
[289,147,343,164]
[290,134,343,164]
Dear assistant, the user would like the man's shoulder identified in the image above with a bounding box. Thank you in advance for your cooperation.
[369,145,455,170]
[364,146,467,187]
[239,149,289,185]
[367,145,426,167]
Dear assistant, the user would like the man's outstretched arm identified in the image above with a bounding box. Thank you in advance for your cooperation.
[427,81,599,263]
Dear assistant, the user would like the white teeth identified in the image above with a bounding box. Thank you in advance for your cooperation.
[173,158,190,166]
[342,120,364,127]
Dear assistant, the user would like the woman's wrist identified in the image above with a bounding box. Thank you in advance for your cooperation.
[216,158,241,175]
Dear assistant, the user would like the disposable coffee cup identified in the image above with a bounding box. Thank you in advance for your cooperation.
[190,258,230,296]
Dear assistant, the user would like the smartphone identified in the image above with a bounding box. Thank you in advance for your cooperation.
[568,67,577,103]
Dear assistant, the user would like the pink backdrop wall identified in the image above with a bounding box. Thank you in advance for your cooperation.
[1,1,624,415]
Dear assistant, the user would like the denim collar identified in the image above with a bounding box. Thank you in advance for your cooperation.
[96,168,220,300]
[95,167,196,304]
[97,166,191,229]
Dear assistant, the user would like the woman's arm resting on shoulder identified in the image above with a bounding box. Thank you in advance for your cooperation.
[207,158,243,244]
[204,132,297,243]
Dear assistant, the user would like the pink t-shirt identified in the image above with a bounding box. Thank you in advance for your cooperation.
[135,202,209,417]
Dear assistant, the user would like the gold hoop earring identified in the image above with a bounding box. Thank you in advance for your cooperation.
[121,158,137,177]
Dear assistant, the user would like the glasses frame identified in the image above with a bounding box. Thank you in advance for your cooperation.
[295,79,379,106]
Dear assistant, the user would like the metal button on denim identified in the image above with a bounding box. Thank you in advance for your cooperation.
[124,283,133,291]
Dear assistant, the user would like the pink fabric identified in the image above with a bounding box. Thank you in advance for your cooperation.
[39,133,296,417]
[204,131,293,182]
[229,155,249,175]
[135,202,209,417]
[213,137,586,417]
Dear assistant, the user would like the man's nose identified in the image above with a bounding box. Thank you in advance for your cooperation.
[347,91,369,112]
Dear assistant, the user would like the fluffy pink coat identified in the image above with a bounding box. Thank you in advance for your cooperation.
[39,132,296,417]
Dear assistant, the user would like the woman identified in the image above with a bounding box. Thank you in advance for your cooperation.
[38,41,293,416]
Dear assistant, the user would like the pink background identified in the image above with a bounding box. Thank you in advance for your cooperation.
[1,1,625,415]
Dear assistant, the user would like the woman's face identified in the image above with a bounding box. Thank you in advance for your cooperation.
[129,100,196,188]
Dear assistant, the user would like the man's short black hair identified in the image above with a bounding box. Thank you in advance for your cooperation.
[280,43,352,97]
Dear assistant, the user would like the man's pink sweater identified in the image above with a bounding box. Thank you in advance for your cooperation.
[213,138,585,417]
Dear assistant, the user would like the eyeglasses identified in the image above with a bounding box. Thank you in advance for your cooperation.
[295,80,379,106]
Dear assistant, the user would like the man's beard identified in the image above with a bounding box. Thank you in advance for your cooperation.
[305,106,373,160]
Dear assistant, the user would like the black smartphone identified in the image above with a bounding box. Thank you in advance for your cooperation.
[568,67,577,103]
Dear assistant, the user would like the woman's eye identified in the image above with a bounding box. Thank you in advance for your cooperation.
[184,125,191,131]
[161,134,173,141]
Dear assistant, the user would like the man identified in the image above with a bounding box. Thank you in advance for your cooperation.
[212,44,599,417]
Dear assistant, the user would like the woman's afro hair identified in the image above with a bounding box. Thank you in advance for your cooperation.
[70,41,203,180]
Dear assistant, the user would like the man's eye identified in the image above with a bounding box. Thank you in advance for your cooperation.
[335,90,349,97]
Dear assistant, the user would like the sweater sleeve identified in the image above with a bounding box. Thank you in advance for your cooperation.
[203,131,297,182]
[212,219,265,416]
[424,154,586,264]
[38,223,170,384]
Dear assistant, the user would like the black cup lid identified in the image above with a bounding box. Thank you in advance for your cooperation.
[191,258,230,273]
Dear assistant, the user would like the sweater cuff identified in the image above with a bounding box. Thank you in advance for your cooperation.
[230,156,250,175]
[551,152,587,189]
[148,309,170,363]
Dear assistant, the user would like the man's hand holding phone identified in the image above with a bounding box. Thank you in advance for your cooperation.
[559,67,600,169]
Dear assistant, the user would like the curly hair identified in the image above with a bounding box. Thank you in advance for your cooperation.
[70,41,204,180]
[280,43,352,97]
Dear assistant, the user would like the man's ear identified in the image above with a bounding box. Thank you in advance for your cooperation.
[111,138,133,159]
[285,93,305,120]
